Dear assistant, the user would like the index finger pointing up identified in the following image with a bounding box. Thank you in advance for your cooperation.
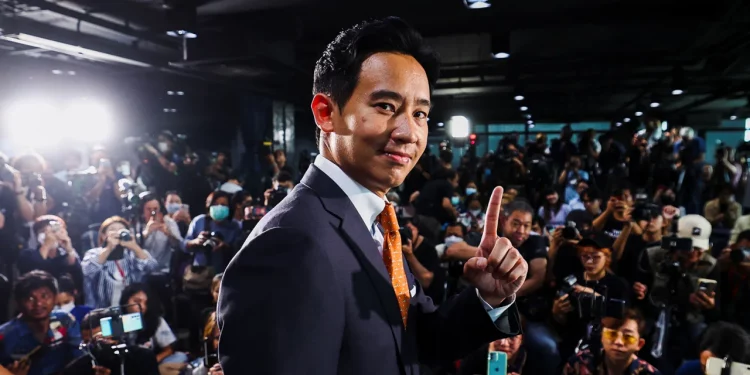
[482,186,504,244]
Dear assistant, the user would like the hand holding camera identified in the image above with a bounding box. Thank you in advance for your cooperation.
[633,282,648,300]
[552,294,573,322]
[689,290,715,310]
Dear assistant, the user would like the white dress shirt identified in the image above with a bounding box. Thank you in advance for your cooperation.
[313,155,513,321]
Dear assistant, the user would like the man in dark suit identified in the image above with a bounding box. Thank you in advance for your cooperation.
[217,17,528,375]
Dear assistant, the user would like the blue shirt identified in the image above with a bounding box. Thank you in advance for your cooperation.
[81,247,159,308]
[184,215,242,271]
[0,310,83,375]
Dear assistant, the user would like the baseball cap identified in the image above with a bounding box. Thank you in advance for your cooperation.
[677,214,712,250]
[577,231,612,250]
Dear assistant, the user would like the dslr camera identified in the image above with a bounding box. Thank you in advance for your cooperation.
[202,232,224,251]
[561,221,580,240]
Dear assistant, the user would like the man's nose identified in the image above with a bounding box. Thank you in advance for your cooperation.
[391,114,419,144]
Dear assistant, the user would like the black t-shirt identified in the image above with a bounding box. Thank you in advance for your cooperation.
[516,235,548,276]
[413,237,445,305]
[415,179,455,224]
[615,235,660,286]
[601,216,627,246]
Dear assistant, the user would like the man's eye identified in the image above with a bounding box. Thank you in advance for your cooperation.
[414,111,428,119]
[375,103,395,112]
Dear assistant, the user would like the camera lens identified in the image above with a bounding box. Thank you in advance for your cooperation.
[119,229,132,242]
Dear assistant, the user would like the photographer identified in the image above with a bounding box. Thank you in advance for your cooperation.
[704,184,741,229]
[17,215,81,287]
[612,204,665,288]
[84,152,124,225]
[558,156,590,204]
[63,310,159,375]
[718,230,750,331]
[263,172,294,210]
[0,271,82,375]
[11,152,49,223]
[563,308,660,375]
[184,191,241,273]
[139,194,183,272]
[675,322,750,375]
[552,234,631,361]
[81,216,158,308]
[641,214,720,366]
[593,186,635,243]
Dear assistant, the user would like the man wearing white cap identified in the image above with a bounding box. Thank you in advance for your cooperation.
[641,214,720,371]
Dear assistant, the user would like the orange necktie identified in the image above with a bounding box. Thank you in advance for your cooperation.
[377,203,411,328]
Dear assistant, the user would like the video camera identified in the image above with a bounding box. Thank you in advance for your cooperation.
[558,275,626,320]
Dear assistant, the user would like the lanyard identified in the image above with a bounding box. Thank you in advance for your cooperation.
[114,260,126,280]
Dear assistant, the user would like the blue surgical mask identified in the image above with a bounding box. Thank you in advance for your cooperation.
[465,187,477,196]
[209,205,230,221]
[450,196,460,206]
[166,203,181,215]
[469,209,482,217]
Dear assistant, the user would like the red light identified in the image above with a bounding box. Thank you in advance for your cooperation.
[469,133,477,140]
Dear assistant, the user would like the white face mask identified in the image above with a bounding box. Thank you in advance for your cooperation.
[444,235,463,248]
[158,142,170,153]
[58,301,75,313]
[469,209,482,217]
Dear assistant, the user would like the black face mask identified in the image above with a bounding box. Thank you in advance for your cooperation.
[660,195,675,207]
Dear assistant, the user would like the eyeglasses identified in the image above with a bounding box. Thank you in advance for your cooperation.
[602,328,638,346]
[580,254,604,262]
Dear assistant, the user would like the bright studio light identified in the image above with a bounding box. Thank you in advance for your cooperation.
[672,89,684,95]
[635,111,643,117]
[514,95,524,101]
[62,99,114,142]
[730,115,738,120]
[2,98,114,146]
[450,116,470,138]
[520,106,528,111]
[650,102,660,108]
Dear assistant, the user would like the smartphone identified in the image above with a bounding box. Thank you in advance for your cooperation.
[121,312,143,333]
[203,338,219,367]
[118,161,131,177]
[99,158,111,169]
[487,351,507,375]
[697,278,717,294]
[19,346,42,363]
[706,357,750,375]
[100,316,114,337]
[181,204,190,213]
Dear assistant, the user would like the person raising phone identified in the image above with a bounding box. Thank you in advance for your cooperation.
[81,216,158,308]
[593,186,636,244]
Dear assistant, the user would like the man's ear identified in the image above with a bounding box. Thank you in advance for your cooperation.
[311,93,337,135]
[637,338,646,351]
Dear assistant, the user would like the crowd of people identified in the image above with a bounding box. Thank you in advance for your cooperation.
[1,119,750,375]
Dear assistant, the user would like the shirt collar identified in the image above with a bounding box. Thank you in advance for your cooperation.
[313,155,386,230]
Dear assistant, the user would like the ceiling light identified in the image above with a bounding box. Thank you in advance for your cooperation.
[525,114,532,119]
[0,33,151,68]
[527,120,533,125]
[170,109,177,113]
[529,124,535,129]
[624,117,631,123]
[616,122,622,127]
[437,122,444,127]
[52,70,62,75]
[671,65,685,97]
[514,95,524,101]
[166,30,197,39]
[635,111,643,117]
[731,115,738,120]
[167,91,174,95]
[163,108,169,112]
[491,33,510,59]
[177,91,184,96]
[464,0,491,9]
[650,102,660,108]
[672,89,684,95]
[450,116,470,138]
[520,106,528,111]
[67,71,76,76]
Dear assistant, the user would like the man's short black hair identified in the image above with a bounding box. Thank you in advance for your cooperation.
[700,322,750,363]
[14,270,57,303]
[736,230,750,244]
[504,201,534,218]
[312,17,440,146]
[582,188,601,201]
[275,171,293,184]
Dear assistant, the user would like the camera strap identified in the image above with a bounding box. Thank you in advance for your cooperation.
[114,261,126,280]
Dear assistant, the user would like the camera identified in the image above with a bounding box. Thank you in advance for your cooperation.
[21,172,43,188]
[562,221,580,240]
[119,229,132,242]
[633,202,661,222]
[88,305,144,341]
[398,227,412,245]
[202,232,224,251]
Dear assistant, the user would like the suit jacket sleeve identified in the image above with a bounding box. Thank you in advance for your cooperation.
[414,282,521,365]
[217,227,345,375]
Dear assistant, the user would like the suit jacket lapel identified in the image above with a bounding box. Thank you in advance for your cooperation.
[300,166,406,354]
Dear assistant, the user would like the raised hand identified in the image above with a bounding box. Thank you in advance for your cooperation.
[463,186,528,307]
